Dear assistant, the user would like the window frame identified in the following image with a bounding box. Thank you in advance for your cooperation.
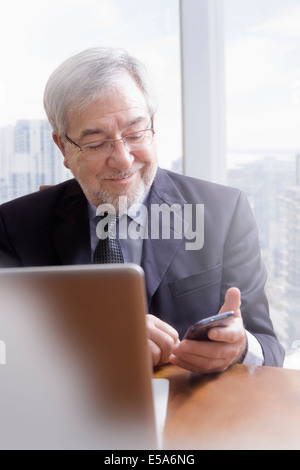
[180,0,227,184]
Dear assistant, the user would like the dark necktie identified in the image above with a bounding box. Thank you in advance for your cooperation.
[93,214,124,264]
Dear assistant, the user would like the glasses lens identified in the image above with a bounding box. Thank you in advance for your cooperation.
[124,130,153,150]
[83,141,113,161]
[84,129,154,161]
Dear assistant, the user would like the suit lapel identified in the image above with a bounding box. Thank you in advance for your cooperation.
[52,180,91,265]
[141,168,187,304]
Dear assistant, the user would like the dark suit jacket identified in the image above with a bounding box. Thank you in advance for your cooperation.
[0,167,284,366]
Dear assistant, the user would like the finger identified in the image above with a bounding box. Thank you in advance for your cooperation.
[148,327,178,352]
[148,339,162,367]
[219,287,241,318]
[146,316,179,365]
[172,338,215,358]
[172,339,227,364]
[169,350,228,374]
[170,339,239,374]
[146,314,179,342]
[208,317,244,343]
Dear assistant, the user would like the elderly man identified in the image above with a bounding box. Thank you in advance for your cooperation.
[0,48,284,372]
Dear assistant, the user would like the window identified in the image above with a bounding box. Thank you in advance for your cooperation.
[0,0,182,202]
[224,0,300,354]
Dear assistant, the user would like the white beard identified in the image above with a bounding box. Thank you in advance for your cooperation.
[77,162,157,213]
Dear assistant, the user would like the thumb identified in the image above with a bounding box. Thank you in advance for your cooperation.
[219,287,241,318]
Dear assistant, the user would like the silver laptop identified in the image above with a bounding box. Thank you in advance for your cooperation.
[0,264,163,450]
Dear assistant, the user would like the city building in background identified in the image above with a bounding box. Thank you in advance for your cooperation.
[225,0,300,356]
[228,153,300,351]
[0,120,70,202]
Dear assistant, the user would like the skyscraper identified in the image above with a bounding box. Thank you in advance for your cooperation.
[0,119,70,203]
[283,184,300,348]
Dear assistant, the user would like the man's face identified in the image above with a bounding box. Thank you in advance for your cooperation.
[54,73,158,210]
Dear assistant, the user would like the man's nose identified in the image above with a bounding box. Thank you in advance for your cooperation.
[107,140,134,171]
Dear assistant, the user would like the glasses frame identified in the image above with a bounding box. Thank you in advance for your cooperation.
[65,117,155,159]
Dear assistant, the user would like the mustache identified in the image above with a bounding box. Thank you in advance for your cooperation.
[97,162,145,180]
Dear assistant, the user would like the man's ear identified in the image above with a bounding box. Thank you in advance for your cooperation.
[52,132,69,169]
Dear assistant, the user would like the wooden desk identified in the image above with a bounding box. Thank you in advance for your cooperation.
[154,364,300,450]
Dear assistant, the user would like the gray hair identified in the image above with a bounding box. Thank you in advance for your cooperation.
[44,47,157,136]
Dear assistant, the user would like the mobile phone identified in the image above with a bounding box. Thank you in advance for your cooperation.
[183,311,235,341]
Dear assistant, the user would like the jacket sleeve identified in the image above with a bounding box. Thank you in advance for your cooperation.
[0,210,22,267]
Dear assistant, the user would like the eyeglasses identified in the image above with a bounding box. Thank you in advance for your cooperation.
[65,121,155,161]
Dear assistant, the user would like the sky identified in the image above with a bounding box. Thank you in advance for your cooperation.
[0,0,182,168]
[224,0,300,152]
[0,0,179,120]
[1,0,300,161]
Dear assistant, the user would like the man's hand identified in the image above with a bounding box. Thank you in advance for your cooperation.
[169,287,247,374]
[146,314,179,367]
